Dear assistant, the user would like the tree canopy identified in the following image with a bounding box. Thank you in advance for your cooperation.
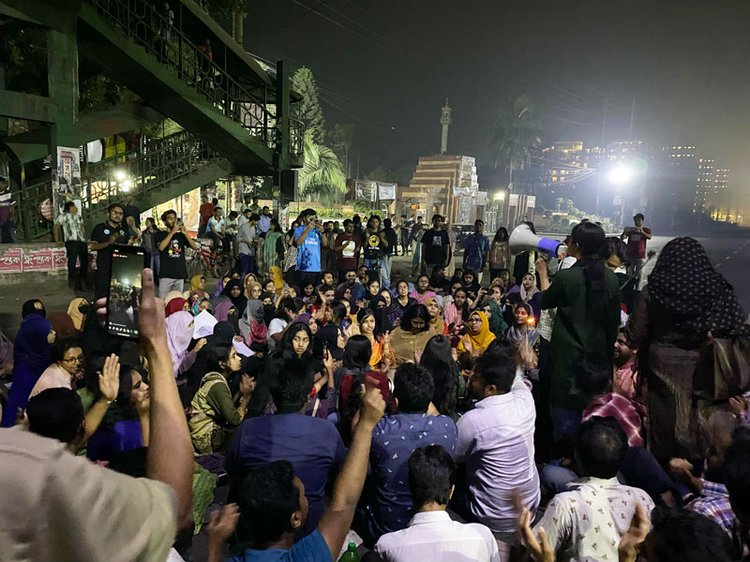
[291,66,327,144]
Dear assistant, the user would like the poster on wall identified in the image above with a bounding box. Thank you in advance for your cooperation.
[52,146,83,220]
[377,182,397,201]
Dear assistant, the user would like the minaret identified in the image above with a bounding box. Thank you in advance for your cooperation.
[440,99,452,154]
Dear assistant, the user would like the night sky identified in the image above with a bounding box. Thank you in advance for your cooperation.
[246,0,750,207]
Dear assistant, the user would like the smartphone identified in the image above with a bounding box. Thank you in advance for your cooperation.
[107,244,147,339]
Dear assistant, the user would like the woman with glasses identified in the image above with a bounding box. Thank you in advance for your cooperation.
[29,338,84,398]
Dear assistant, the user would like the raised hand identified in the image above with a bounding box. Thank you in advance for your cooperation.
[99,353,121,403]
[618,503,649,562]
[358,384,386,429]
[138,268,167,345]
[519,507,554,562]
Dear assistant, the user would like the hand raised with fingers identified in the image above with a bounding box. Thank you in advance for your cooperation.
[99,353,121,403]
[518,507,554,562]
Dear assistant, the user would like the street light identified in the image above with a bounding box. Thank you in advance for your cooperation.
[493,191,506,202]
[607,163,635,186]
[114,169,127,182]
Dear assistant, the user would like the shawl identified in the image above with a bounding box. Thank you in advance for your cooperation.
[520,280,540,303]
[487,300,509,339]
[457,311,496,356]
[647,237,747,336]
[67,298,87,331]
[166,311,194,376]
[269,265,285,296]
[423,297,447,335]
[389,326,433,366]
[190,274,207,299]
[264,232,283,271]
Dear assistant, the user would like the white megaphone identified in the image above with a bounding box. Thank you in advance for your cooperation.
[509,224,567,257]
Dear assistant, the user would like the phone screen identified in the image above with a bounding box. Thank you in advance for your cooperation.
[107,245,146,338]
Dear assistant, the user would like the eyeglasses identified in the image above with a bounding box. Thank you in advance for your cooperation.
[62,355,84,363]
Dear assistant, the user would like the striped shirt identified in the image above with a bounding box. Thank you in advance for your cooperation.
[55,212,86,242]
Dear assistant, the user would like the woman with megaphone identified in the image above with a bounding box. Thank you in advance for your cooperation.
[535,221,621,445]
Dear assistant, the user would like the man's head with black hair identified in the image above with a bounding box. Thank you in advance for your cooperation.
[270,357,315,413]
[642,507,739,562]
[468,347,516,400]
[408,445,456,509]
[574,417,628,479]
[393,363,434,414]
[575,359,613,397]
[26,388,84,446]
[234,461,307,548]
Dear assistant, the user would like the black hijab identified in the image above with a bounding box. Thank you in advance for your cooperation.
[222,279,247,312]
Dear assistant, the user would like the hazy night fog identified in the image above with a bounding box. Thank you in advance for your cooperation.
[246,0,750,211]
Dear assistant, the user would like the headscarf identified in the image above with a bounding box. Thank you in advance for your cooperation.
[520,276,540,303]
[423,297,446,335]
[487,300,509,339]
[648,237,747,335]
[458,311,496,356]
[239,300,268,346]
[14,314,53,372]
[67,298,87,331]
[21,299,46,319]
[48,312,76,339]
[213,300,235,322]
[165,297,188,317]
[210,321,236,345]
[212,277,228,299]
[190,274,206,295]
[222,279,247,312]
[269,266,285,296]
[188,291,203,315]
[166,311,194,376]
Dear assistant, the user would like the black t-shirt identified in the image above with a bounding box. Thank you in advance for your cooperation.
[383,227,398,256]
[90,222,128,273]
[155,231,188,279]
[363,230,384,260]
[422,228,450,265]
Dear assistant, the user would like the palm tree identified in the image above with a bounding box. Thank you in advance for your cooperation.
[487,95,542,194]
[298,130,347,205]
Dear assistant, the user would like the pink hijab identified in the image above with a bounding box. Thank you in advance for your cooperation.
[166,311,194,376]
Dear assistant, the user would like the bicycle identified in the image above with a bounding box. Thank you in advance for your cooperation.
[186,238,232,279]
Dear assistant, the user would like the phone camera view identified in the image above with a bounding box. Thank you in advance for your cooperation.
[108,247,144,338]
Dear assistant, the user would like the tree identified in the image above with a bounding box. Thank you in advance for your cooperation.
[298,130,346,204]
[202,0,246,44]
[487,95,542,194]
[330,123,355,177]
[291,67,326,144]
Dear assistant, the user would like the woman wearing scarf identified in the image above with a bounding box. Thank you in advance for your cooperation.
[166,311,204,377]
[626,237,749,460]
[508,272,541,320]
[67,298,88,332]
[456,310,496,364]
[217,279,247,315]
[239,299,268,348]
[165,297,188,318]
[486,285,509,340]
[190,274,208,300]
[423,296,447,336]
[1,314,55,426]
[262,220,285,274]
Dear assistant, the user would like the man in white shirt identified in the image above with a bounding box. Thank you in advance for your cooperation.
[530,418,655,562]
[455,344,540,557]
[375,445,499,562]
[237,213,259,276]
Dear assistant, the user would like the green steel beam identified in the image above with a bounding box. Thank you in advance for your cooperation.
[0,89,55,121]
[0,0,80,30]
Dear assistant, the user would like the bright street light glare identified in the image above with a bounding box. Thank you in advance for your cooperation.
[493,192,506,201]
[120,179,133,192]
[608,164,635,185]
[114,169,127,182]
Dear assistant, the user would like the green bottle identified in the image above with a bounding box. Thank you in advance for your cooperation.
[338,542,360,562]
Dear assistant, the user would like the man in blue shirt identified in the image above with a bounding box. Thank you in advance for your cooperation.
[294,208,328,287]
[463,219,490,282]
[225,357,345,536]
[361,363,458,545]
[205,382,387,562]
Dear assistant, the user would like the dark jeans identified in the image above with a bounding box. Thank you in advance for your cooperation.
[65,240,89,280]
[239,254,256,277]
[0,220,16,243]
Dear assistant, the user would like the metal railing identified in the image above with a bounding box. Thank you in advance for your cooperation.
[88,0,276,146]
[13,179,55,241]
[83,129,213,211]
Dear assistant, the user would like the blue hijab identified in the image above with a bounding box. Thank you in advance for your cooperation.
[2,314,53,427]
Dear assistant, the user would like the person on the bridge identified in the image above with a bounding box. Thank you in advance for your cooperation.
[621,213,652,284]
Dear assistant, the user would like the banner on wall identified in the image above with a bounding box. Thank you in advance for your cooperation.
[377,182,397,201]
[52,146,83,219]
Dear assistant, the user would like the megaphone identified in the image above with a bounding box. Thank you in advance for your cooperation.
[509,224,567,257]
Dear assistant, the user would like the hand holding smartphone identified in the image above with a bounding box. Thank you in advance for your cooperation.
[107,244,148,338]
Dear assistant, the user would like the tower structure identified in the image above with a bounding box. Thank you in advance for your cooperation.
[440,99,452,154]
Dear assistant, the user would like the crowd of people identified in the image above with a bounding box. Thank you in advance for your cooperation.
[2,204,750,562]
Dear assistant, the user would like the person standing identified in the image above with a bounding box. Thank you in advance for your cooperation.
[334,219,362,283]
[198,194,213,237]
[362,215,385,272]
[0,176,16,244]
[294,208,327,287]
[89,203,129,298]
[155,210,199,299]
[206,205,227,254]
[411,216,424,276]
[258,205,272,234]
[122,194,141,230]
[381,218,398,288]
[236,212,259,276]
[421,215,451,275]
[463,219,490,283]
[399,214,411,256]
[620,213,652,284]
[54,201,88,290]
[488,227,511,282]
[141,217,161,278]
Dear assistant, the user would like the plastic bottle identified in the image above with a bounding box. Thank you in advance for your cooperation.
[338,542,360,562]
